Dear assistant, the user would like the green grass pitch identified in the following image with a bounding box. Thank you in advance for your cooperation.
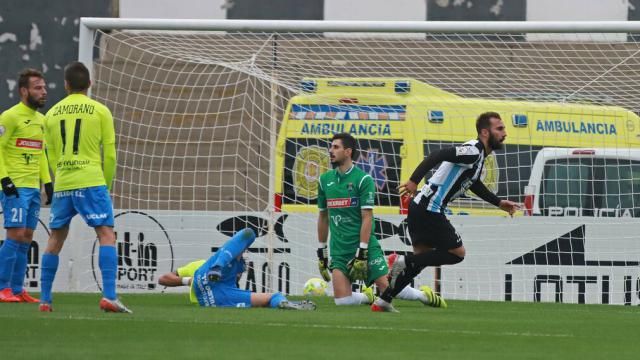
[0,293,638,359]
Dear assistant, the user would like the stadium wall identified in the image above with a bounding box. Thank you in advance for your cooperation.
[0,0,112,111]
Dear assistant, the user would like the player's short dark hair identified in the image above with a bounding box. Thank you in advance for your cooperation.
[331,132,358,160]
[64,61,91,92]
[18,68,44,90]
[476,112,502,134]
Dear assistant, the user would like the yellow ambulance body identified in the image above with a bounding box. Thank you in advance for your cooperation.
[274,78,640,215]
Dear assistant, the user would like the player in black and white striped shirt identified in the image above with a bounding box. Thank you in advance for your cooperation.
[372,112,520,312]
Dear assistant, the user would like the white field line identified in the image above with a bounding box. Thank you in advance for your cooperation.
[0,313,574,338]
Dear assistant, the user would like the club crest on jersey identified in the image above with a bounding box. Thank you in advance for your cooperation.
[455,146,472,156]
[16,138,43,149]
[327,197,359,208]
[347,183,353,192]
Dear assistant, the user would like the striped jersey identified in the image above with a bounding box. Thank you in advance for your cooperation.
[414,139,486,214]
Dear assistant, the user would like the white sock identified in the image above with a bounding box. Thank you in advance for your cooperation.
[351,292,369,304]
[334,293,368,306]
[396,286,428,302]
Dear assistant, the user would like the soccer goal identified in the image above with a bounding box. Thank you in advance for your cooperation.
[66,18,640,304]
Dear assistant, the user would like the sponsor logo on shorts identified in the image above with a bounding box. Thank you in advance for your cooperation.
[16,138,43,149]
[86,213,108,220]
[327,197,359,208]
[54,190,86,198]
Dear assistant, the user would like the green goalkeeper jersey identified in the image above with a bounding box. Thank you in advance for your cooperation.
[0,102,51,188]
[317,164,379,256]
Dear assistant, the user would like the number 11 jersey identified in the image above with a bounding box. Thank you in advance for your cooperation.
[45,93,116,191]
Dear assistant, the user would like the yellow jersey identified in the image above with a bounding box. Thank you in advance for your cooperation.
[45,94,116,191]
[0,102,50,188]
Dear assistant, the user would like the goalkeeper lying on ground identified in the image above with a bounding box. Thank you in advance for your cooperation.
[159,228,315,310]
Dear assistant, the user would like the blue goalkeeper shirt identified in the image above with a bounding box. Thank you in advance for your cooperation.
[190,253,246,306]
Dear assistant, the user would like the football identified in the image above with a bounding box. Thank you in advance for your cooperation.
[303,278,328,296]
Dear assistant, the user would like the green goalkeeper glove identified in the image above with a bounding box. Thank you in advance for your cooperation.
[347,247,368,281]
[317,245,331,282]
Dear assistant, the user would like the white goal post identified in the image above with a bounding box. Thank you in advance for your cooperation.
[42,18,640,304]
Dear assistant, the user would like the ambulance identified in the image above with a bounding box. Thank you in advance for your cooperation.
[524,148,640,217]
[274,78,640,216]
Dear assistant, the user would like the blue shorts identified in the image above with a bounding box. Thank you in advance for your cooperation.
[0,187,41,229]
[49,185,114,229]
[211,285,252,308]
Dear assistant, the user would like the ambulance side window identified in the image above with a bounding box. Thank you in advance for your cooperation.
[601,159,640,217]
[541,157,640,217]
[540,158,594,216]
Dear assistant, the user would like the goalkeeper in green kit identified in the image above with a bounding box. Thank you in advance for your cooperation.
[317,133,444,308]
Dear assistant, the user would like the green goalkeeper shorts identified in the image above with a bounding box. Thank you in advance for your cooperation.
[329,244,388,286]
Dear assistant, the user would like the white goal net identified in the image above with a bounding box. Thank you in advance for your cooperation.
[57,20,640,304]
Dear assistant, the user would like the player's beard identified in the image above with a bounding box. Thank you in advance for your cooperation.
[488,133,504,150]
[26,92,46,109]
[330,155,345,168]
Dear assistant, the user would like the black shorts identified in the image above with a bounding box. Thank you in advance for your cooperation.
[407,198,463,250]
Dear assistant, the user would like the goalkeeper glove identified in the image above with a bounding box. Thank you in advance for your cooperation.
[44,182,54,205]
[347,246,368,281]
[317,245,331,282]
[1,177,18,197]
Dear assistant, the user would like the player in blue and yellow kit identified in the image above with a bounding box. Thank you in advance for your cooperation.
[38,62,129,313]
[0,69,53,303]
[159,228,316,310]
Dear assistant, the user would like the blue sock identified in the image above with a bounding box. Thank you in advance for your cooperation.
[269,292,288,308]
[40,253,59,303]
[0,238,19,290]
[212,228,256,269]
[99,245,117,300]
[10,242,30,294]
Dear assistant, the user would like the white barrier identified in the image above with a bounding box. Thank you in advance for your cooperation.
[4,210,639,305]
